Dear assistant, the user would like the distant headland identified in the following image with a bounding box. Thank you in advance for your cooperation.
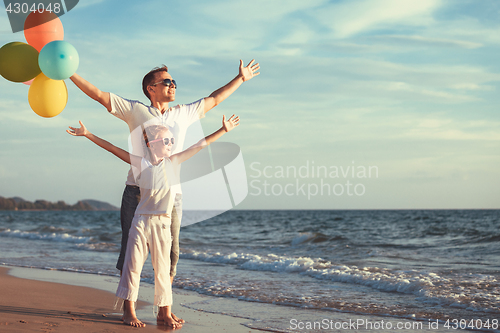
[0,196,119,211]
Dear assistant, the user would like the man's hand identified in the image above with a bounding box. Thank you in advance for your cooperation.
[239,59,260,82]
[222,114,240,132]
[204,60,260,114]
[66,121,90,137]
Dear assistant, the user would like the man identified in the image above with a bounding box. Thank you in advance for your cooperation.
[69,59,259,326]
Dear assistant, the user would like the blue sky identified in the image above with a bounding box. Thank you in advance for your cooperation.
[0,0,499,209]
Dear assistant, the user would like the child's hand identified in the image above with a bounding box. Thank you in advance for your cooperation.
[222,114,240,132]
[66,121,89,137]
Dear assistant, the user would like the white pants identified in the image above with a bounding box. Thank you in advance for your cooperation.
[116,214,173,306]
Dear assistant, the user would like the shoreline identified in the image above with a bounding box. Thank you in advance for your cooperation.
[0,265,261,332]
[0,265,465,333]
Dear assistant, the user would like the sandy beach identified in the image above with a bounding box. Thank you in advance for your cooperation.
[0,266,259,332]
[0,265,464,333]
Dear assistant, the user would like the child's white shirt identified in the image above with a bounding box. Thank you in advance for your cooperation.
[135,157,179,216]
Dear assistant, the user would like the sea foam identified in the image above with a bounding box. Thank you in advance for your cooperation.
[180,249,500,314]
[0,228,91,244]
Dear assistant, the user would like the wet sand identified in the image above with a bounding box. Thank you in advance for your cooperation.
[0,266,259,332]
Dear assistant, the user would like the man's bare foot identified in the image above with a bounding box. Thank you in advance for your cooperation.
[171,312,185,324]
[157,314,183,329]
[162,316,182,329]
[123,313,146,328]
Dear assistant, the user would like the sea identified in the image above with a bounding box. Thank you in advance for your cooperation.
[0,209,499,332]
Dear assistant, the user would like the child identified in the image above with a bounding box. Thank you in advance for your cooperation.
[67,115,240,328]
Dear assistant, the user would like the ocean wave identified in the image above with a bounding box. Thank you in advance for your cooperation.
[473,233,500,243]
[76,242,119,252]
[38,226,72,233]
[180,249,500,314]
[0,228,92,244]
[290,232,345,246]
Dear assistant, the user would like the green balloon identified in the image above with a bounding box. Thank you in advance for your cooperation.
[0,42,41,83]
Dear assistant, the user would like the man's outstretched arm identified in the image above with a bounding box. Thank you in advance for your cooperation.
[203,59,260,114]
[70,73,112,112]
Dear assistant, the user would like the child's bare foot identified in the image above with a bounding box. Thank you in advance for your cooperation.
[171,312,185,324]
[122,300,145,327]
[123,313,146,328]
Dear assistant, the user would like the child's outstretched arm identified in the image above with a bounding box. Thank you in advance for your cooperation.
[171,115,240,164]
[67,121,134,165]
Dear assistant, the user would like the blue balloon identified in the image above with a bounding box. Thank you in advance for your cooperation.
[39,41,79,80]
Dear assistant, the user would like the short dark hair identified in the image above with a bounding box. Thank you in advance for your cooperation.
[142,65,169,101]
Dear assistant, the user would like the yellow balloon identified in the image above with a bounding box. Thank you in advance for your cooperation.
[28,73,68,118]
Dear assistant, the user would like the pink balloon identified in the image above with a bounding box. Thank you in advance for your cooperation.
[23,78,35,85]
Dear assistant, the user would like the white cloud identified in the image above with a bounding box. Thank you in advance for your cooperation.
[405,128,500,141]
[451,83,493,91]
[398,116,500,141]
[298,108,500,145]
[383,81,478,102]
[373,35,482,49]
[329,58,500,91]
[315,0,442,38]
[198,0,326,24]
[416,118,452,129]
[279,21,317,46]
[433,18,500,45]
[0,100,74,128]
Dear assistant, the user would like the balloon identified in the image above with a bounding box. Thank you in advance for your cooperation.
[23,78,35,85]
[28,73,68,118]
[24,11,64,52]
[0,42,41,82]
[39,40,79,80]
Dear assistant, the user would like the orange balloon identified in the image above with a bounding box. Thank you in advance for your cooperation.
[24,11,64,52]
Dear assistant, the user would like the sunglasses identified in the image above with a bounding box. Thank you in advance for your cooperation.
[152,78,177,88]
[149,137,175,146]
